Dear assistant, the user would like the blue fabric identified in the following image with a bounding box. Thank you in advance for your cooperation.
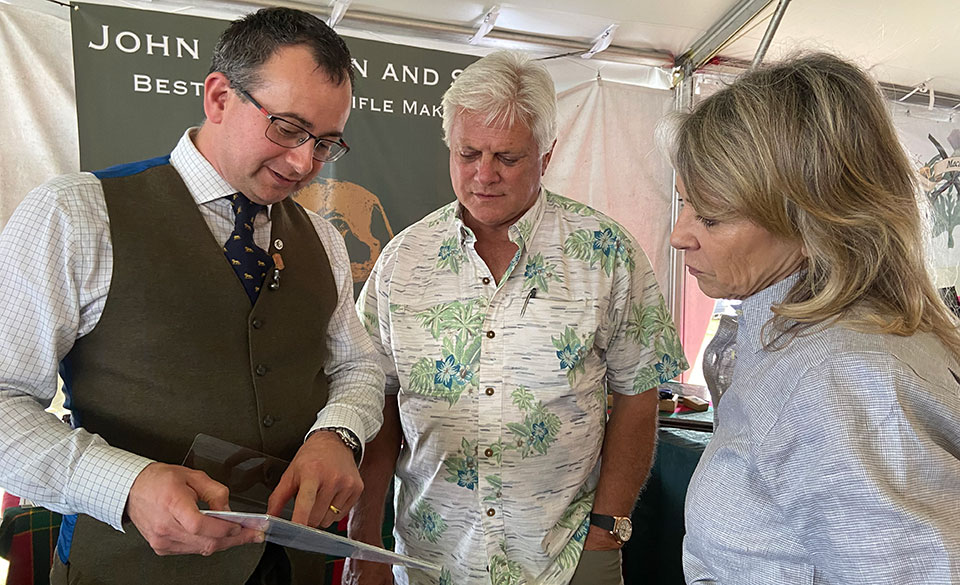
[55,513,76,564]
[91,155,170,179]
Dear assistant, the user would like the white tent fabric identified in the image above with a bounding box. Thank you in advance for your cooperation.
[545,78,674,288]
[0,4,79,229]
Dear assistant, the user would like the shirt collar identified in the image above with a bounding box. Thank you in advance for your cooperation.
[169,127,274,216]
[452,187,547,250]
[738,271,805,354]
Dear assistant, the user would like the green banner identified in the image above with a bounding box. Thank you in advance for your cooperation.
[71,2,476,293]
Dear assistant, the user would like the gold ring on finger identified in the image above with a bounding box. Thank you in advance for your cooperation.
[329,504,341,515]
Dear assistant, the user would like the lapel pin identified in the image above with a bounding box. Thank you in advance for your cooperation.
[269,253,284,290]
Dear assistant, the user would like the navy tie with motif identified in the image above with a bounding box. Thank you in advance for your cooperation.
[223,193,272,304]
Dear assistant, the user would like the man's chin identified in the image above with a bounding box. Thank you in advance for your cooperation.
[250,182,302,205]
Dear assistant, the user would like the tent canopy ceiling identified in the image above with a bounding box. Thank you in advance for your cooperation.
[8,0,960,97]
[314,0,960,97]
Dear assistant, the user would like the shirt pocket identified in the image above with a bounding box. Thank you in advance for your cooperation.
[502,294,603,406]
[388,297,485,408]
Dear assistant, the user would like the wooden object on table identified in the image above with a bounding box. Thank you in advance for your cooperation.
[679,395,709,412]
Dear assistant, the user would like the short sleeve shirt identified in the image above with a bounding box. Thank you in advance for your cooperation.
[358,189,687,585]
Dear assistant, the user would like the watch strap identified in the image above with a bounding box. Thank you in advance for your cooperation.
[589,512,616,531]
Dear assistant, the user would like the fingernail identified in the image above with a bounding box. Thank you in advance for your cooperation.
[255,531,265,543]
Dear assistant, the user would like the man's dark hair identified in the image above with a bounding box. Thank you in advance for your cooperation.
[209,7,355,92]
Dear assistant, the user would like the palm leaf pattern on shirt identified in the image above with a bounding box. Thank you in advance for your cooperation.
[482,474,503,503]
[443,437,479,490]
[546,191,597,216]
[552,326,595,384]
[407,334,481,404]
[523,252,561,292]
[415,299,485,340]
[490,541,525,585]
[436,236,464,274]
[505,386,562,457]
[562,222,636,276]
[410,499,447,544]
[361,311,378,337]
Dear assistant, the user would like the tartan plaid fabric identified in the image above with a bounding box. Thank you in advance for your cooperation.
[0,503,390,585]
[0,506,63,585]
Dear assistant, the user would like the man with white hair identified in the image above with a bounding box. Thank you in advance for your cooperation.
[346,51,686,585]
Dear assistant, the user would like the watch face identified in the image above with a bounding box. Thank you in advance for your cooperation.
[614,518,633,542]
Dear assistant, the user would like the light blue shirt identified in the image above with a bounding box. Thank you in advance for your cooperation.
[684,274,960,584]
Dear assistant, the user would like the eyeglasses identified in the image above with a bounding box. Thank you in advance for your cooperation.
[236,87,350,163]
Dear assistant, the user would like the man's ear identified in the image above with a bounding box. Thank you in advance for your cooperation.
[203,72,232,125]
[541,139,557,176]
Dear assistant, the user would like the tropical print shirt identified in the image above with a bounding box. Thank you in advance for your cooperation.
[357,189,687,585]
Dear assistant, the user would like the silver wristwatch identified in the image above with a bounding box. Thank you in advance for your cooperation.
[321,426,362,463]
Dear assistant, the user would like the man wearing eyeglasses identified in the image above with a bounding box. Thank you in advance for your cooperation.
[0,7,383,585]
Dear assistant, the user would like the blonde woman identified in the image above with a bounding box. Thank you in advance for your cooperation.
[670,53,960,584]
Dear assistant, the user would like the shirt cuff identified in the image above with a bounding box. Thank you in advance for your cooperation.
[309,406,369,465]
[70,441,154,531]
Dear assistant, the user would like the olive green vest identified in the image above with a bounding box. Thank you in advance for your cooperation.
[58,162,336,584]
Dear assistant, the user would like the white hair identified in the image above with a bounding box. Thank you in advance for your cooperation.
[441,50,557,155]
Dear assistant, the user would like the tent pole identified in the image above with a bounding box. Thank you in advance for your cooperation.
[667,70,695,330]
[674,0,773,75]
[751,0,792,68]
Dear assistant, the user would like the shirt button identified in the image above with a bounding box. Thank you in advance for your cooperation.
[484,448,494,457]
[485,387,495,396]
[482,277,491,285]
[255,364,268,376]
[496,491,502,498]
[262,415,274,427]
[486,508,496,517]
[486,330,495,339]
[252,319,263,329]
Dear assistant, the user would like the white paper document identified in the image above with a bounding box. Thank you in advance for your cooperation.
[202,510,441,572]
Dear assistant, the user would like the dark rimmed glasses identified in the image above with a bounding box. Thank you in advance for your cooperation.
[236,87,350,163]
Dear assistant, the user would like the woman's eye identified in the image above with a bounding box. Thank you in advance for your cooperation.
[696,215,718,228]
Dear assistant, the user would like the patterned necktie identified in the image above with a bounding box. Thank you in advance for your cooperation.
[223,193,272,304]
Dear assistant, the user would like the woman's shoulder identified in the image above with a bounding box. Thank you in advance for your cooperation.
[793,325,957,377]
[772,326,959,424]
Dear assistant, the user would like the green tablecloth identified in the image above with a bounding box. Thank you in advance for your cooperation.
[622,422,711,585]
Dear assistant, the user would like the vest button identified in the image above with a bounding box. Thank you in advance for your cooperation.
[486,330,495,339]
[485,387,495,396]
[262,415,274,427]
[252,319,263,329]
[482,277,491,285]
[486,508,496,517]
[255,364,268,376]
[484,448,494,457]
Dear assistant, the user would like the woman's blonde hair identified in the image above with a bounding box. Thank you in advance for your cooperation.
[673,52,960,355]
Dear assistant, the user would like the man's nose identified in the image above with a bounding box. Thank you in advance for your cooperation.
[286,141,317,176]
[476,155,500,184]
